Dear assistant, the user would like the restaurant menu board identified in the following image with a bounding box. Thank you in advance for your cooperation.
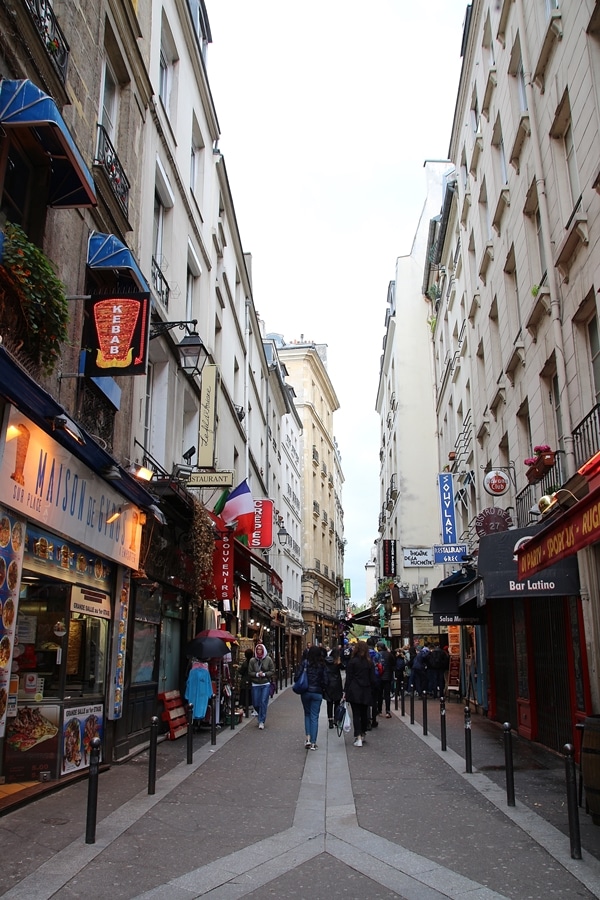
[0,508,26,737]
[62,703,103,775]
[107,569,130,721]
[3,704,60,782]
[23,523,114,589]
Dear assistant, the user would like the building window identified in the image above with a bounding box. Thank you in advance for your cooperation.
[535,207,546,280]
[517,60,528,112]
[588,315,600,405]
[159,18,178,119]
[190,117,205,205]
[100,59,118,143]
[564,121,580,210]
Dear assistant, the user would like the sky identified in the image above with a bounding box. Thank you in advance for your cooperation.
[206,1,467,604]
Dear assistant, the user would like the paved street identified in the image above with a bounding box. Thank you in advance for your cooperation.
[1,686,600,899]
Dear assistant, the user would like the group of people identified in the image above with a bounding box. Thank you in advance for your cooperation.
[236,638,450,751]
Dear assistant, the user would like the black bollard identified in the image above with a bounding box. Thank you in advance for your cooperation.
[564,743,582,860]
[244,683,250,718]
[440,697,447,751]
[400,682,405,718]
[148,715,159,791]
[211,695,217,746]
[187,705,194,763]
[285,666,288,688]
[422,691,428,736]
[85,737,102,844]
[464,706,472,774]
[394,679,399,711]
[410,689,415,725]
[503,722,515,806]
[230,689,236,730]
[575,722,585,808]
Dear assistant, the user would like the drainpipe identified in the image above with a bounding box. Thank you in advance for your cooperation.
[515,0,574,478]
[244,298,250,480]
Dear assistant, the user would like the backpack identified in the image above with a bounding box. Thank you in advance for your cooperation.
[429,649,445,669]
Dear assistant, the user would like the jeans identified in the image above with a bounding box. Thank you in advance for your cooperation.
[301,691,323,743]
[251,682,271,724]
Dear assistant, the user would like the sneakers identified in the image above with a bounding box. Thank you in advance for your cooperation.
[353,737,363,747]
[360,734,367,743]
[386,712,392,718]
[304,739,311,749]
[328,719,334,729]
[310,743,318,750]
[251,711,258,717]
[258,723,264,729]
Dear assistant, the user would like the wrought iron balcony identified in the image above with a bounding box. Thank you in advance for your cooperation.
[572,403,600,469]
[25,0,69,82]
[95,125,130,218]
[515,452,565,528]
[151,257,170,309]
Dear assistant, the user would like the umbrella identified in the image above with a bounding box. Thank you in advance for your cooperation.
[195,628,238,643]
[186,636,231,659]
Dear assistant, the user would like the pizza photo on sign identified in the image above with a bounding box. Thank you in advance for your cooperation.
[6,707,58,751]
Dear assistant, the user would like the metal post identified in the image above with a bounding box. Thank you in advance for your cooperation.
[210,695,217,746]
[400,681,405,717]
[148,715,159,791]
[464,706,472,774]
[440,697,447,751]
[503,722,515,806]
[410,688,415,724]
[187,705,194,763]
[394,677,399,711]
[564,743,582,860]
[85,737,102,844]
[230,689,236,730]
[244,683,250,718]
[575,722,585,808]
[422,691,428,736]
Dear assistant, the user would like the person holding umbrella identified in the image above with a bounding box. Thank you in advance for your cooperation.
[248,643,275,729]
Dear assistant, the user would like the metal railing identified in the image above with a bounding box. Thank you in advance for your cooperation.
[515,452,565,528]
[95,125,130,217]
[25,0,69,82]
[572,403,600,469]
[151,257,170,309]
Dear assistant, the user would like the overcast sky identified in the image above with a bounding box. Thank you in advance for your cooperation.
[206,1,467,605]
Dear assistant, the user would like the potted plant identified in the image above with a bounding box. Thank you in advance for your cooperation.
[524,444,556,484]
[0,223,69,373]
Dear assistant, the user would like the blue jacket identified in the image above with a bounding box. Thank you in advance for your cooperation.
[185,665,212,719]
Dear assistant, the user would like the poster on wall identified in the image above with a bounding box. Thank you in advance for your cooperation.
[61,703,104,775]
[0,507,26,738]
[3,704,61,782]
[107,569,130,721]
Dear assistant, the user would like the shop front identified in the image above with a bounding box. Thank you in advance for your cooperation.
[0,395,153,787]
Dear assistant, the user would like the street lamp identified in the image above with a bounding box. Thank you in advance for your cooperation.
[277,525,291,547]
[149,319,208,378]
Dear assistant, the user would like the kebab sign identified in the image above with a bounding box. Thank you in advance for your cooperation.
[83,292,150,376]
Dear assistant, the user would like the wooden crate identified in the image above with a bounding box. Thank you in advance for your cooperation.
[158,690,188,740]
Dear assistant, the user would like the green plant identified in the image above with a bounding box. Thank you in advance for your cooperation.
[0,223,69,372]
[427,314,437,333]
[531,284,540,297]
[427,284,441,302]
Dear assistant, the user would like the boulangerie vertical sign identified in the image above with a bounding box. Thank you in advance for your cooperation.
[382,539,396,576]
[438,473,458,544]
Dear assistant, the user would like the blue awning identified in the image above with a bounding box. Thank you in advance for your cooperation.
[0,79,96,208]
[87,232,149,292]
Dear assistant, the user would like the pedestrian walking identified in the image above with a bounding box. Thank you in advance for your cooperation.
[366,637,381,728]
[238,648,254,713]
[428,643,448,698]
[376,641,394,717]
[343,641,376,747]
[410,643,430,695]
[325,648,344,728]
[297,645,329,750]
[248,643,275,729]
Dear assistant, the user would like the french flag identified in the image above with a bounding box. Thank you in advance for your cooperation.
[221,479,255,537]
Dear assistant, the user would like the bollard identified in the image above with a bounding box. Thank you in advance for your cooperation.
[244,683,251,718]
[440,697,447,751]
[85,737,102,844]
[148,715,159,792]
[394,678,399,711]
[464,706,472,774]
[230,690,236,730]
[503,722,515,806]
[400,682,405,718]
[575,722,585,808]
[410,689,415,725]
[422,691,428,736]
[211,695,217,746]
[187,705,194,763]
[564,743,582,860]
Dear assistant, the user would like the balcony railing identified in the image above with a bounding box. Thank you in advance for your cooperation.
[313,501,320,517]
[515,452,565,528]
[573,403,600,469]
[25,0,69,82]
[95,125,130,218]
[151,257,170,309]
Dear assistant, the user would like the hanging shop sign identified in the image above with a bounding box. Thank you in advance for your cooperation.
[83,293,150,376]
[483,469,510,497]
[213,530,234,609]
[382,539,397,576]
[187,470,234,488]
[475,506,513,537]
[403,547,434,567]
[198,365,218,468]
[516,485,600,578]
[433,543,468,563]
[438,473,457,544]
[249,499,274,549]
[480,526,579,596]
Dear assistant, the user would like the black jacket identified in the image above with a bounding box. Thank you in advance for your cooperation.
[344,656,375,705]
[296,661,328,694]
[324,657,343,704]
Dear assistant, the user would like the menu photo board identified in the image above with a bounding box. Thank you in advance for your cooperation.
[0,507,26,737]
[62,703,104,775]
[4,703,61,782]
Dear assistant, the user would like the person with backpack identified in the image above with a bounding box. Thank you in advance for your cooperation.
[366,637,381,728]
[410,643,430,695]
[428,643,447,697]
[394,648,407,697]
[376,641,394,718]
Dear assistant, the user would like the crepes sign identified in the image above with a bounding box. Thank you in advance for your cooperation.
[83,293,150,376]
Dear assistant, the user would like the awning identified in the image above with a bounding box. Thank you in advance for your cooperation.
[0,79,96,208]
[349,606,377,625]
[87,232,149,292]
[517,485,600,578]
[0,346,156,510]
[430,575,486,626]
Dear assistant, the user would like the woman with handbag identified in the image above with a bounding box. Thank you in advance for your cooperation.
[343,641,375,747]
[324,648,344,728]
[296,645,328,750]
[248,643,275,729]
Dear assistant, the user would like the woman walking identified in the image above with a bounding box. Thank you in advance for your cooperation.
[248,643,275,729]
[343,641,375,747]
[325,648,344,728]
[297,645,328,750]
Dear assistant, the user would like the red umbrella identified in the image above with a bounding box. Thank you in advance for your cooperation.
[195,629,238,643]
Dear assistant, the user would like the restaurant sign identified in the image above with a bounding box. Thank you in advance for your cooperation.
[83,293,150,376]
[517,486,600,578]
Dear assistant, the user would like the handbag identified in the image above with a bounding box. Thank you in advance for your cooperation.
[335,700,346,736]
[292,661,308,694]
[343,705,352,734]
[269,680,276,698]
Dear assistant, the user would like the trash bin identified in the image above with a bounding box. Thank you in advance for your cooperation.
[581,715,600,825]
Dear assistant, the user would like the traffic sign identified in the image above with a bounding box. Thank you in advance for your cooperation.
[433,543,468,563]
